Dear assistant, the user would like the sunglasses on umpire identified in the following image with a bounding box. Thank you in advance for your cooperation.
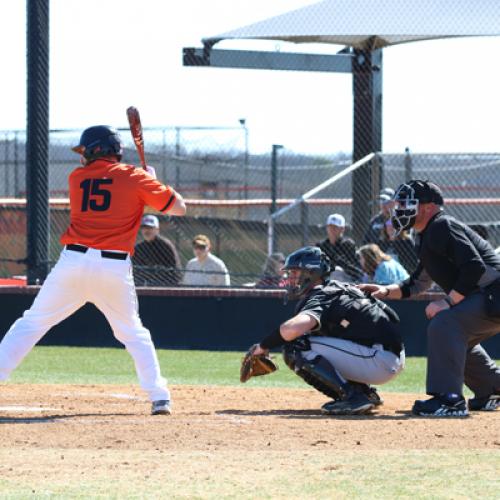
[193,244,207,250]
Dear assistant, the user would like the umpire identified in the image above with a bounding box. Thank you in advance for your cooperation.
[361,180,500,417]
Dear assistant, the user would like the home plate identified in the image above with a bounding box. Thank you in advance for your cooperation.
[0,405,59,412]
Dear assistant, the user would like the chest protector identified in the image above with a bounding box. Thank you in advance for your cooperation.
[318,282,400,347]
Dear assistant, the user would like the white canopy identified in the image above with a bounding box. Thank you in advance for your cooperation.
[204,0,500,50]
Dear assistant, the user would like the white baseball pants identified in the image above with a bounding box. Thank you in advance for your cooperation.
[0,246,170,402]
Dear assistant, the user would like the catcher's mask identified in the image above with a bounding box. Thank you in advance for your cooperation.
[391,180,443,236]
[72,125,123,163]
[282,246,330,299]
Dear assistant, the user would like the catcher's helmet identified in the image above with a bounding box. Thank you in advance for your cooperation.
[282,246,330,298]
[72,125,123,162]
[391,179,443,234]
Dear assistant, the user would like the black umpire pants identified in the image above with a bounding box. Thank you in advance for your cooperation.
[426,291,500,397]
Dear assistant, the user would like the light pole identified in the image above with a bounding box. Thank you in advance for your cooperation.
[404,146,413,182]
[239,118,249,199]
[268,144,283,254]
[271,144,283,215]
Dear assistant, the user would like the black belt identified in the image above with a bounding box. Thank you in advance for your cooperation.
[383,342,404,356]
[66,244,128,261]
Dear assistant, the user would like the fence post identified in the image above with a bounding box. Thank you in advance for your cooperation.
[267,216,274,255]
[300,201,309,246]
[14,132,20,197]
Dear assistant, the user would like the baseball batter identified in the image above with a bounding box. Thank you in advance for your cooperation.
[0,125,186,415]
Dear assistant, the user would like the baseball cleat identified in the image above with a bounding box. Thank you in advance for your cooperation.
[412,394,469,417]
[321,392,375,415]
[468,393,500,411]
[151,400,171,415]
[364,386,384,407]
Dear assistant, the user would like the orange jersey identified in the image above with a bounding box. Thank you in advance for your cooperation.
[60,159,176,254]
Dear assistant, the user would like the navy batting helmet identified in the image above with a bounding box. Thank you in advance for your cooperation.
[72,125,123,162]
[282,246,330,298]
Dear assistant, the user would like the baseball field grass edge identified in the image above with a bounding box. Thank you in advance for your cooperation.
[3,345,449,394]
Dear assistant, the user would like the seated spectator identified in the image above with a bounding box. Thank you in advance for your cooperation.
[382,219,418,275]
[316,213,363,282]
[358,243,409,285]
[133,214,182,286]
[363,187,395,246]
[183,234,230,287]
[256,252,286,288]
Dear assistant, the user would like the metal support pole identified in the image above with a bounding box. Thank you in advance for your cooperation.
[26,0,50,284]
[352,47,382,244]
[269,144,283,254]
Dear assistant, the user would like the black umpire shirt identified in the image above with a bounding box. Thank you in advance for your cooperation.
[400,211,500,298]
[296,281,402,354]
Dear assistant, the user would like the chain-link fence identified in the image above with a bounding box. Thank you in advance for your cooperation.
[1,128,500,287]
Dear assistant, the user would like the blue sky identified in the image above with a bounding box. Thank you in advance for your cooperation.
[1,0,500,154]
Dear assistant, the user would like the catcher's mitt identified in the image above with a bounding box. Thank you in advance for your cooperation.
[240,344,278,383]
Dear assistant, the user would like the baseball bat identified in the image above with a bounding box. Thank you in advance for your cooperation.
[126,106,147,169]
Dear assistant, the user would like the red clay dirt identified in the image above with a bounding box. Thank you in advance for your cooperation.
[0,384,498,452]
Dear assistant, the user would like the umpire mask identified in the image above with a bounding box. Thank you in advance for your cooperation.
[391,183,419,236]
[391,180,443,236]
[282,246,330,299]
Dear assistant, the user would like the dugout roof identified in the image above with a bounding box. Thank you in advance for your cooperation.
[183,0,500,244]
[204,0,500,50]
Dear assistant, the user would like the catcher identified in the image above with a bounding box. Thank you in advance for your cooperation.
[241,246,405,415]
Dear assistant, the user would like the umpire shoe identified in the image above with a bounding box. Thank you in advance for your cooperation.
[468,392,500,411]
[151,400,171,416]
[321,392,375,416]
[412,394,468,417]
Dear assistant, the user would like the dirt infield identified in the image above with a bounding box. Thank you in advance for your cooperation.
[1,384,498,450]
[0,384,500,500]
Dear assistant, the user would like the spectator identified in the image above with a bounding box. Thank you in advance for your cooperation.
[316,213,363,282]
[382,219,419,275]
[358,243,409,285]
[363,188,395,246]
[256,252,287,288]
[183,234,230,287]
[133,215,182,286]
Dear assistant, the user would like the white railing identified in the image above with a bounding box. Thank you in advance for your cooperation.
[267,152,376,254]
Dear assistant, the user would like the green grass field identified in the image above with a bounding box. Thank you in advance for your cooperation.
[9,345,429,393]
[10,346,496,397]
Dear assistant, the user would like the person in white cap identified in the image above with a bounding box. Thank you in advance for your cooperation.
[133,214,181,286]
[316,213,363,282]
